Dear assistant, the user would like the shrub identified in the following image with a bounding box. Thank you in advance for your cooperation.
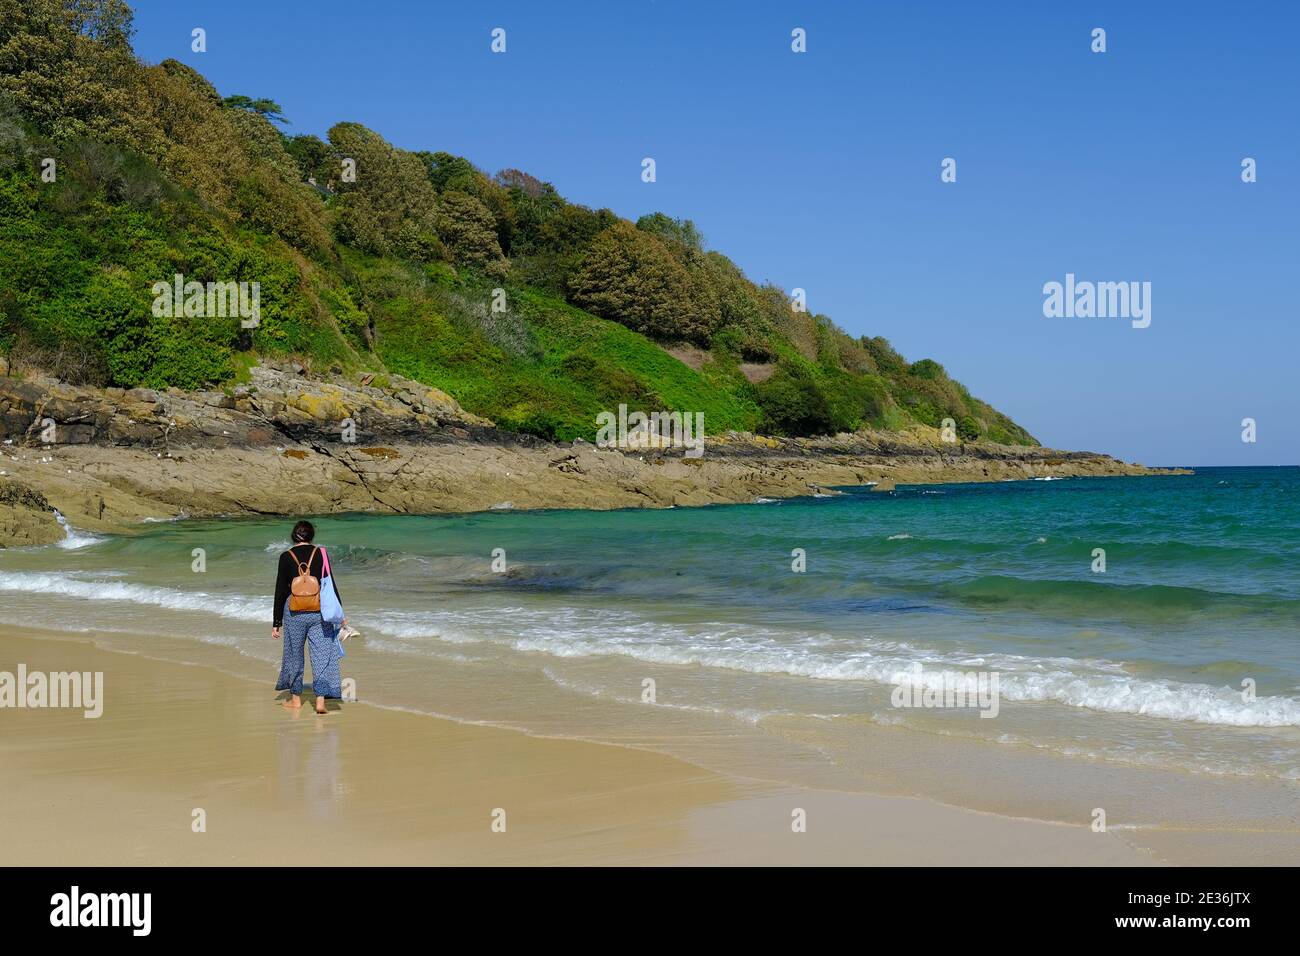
[753,362,835,436]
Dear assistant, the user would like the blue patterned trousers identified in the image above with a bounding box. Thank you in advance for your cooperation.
[276,599,343,699]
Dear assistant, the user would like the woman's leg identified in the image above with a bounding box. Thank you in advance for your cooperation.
[306,618,342,714]
[275,604,306,708]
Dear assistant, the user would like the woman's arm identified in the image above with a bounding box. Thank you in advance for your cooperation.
[272,552,292,628]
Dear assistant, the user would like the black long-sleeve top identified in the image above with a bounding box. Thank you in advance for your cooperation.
[273,543,341,627]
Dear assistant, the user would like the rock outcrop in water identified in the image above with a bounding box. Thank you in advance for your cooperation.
[0,364,1183,545]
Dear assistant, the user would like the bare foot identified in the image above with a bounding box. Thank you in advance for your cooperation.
[315,697,328,715]
[284,694,302,710]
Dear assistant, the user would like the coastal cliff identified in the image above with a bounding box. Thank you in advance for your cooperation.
[0,363,1179,546]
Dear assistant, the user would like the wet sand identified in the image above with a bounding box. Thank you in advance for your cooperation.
[0,629,1173,865]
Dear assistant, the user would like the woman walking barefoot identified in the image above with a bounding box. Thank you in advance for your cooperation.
[272,520,345,715]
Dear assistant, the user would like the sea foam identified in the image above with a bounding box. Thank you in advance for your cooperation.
[0,571,266,622]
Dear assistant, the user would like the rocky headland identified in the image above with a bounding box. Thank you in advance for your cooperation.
[0,362,1185,546]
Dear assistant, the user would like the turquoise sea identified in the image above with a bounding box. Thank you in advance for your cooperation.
[3,466,1297,829]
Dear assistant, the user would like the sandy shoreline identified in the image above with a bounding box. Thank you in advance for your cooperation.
[1,628,1168,866]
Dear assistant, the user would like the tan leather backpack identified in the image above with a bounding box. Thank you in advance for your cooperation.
[288,546,321,612]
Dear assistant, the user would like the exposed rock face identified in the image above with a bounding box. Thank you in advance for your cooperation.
[0,480,62,547]
[0,362,495,451]
[0,366,1184,541]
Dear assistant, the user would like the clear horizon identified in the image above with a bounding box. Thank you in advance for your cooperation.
[128,0,1299,465]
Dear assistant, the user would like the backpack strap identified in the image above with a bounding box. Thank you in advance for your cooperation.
[288,545,319,575]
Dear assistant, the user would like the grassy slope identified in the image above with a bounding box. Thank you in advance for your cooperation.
[357,255,760,440]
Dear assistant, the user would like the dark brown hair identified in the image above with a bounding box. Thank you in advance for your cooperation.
[291,520,315,543]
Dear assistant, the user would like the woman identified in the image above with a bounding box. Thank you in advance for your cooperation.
[272,520,345,714]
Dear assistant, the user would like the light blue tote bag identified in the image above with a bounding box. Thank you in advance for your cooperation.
[319,548,346,659]
[319,546,345,624]
[321,574,344,624]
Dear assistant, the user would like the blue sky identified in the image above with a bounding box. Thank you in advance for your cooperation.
[129,0,1297,466]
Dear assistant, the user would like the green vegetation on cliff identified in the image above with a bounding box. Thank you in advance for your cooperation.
[0,0,1035,445]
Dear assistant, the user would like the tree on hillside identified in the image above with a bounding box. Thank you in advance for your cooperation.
[506,196,616,293]
[285,133,335,185]
[696,252,779,356]
[222,94,289,125]
[422,150,478,193]
[434,191,508,277]
[70,0,136,46]
[0,0,142,143]
[495,167,549,198]
[418,151,515,252]
[0,0,135,48]
[635,212,705,262]
[226,107,299,182]
[1,2,330,255]
[568,221,719,344]
[861,336,908,376]
[328,122,439,259]
[909,358,946,380]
